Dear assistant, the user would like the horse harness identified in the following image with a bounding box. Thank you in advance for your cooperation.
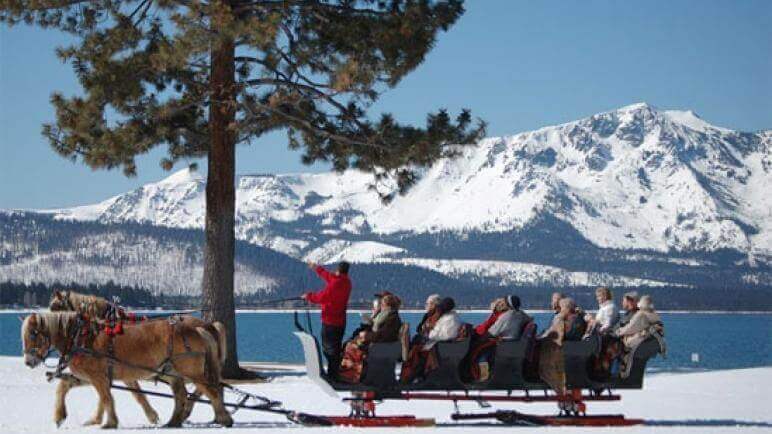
[49,314,206,388]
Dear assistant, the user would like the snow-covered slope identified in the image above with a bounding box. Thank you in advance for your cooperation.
[51,103,771,261]
[376,258,689,288]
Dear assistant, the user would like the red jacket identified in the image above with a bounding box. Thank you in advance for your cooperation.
[475,311,503,336]
[304,266,352,327]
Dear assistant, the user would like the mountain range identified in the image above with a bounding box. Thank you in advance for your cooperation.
[2,103,771,307]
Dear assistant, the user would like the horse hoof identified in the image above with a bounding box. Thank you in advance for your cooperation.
[163,421,182,428]
[217,416,234,428]
[100,422,117,429]
[147,411,160,425]
[54,413,66,427]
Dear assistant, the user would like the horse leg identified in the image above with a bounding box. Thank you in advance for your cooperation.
[82,381,105,427]
[54,377,78,427]
[195,383,233,427]
[179,386,201,423]
[54,376,104,427]
[90,377,118,429]
[125,380,159,425]
[83,399,105,426]
[164,378,188,428]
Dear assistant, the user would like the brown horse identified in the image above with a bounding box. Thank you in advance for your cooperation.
[22,312,233,429]
[49,290,112,319]
[48,290,225,426]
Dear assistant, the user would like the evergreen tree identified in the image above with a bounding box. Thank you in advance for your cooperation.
[1,0,484,377]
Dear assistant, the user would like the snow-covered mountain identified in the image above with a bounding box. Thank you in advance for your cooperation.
[3,103,771,307]
[50,103,770,265]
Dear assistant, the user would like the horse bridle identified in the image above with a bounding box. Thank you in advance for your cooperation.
[24,321,53,362]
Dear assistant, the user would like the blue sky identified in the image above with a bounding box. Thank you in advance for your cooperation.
[1,0,770,209]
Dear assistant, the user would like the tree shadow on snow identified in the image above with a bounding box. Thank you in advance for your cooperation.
[645,419,772,428]
[119,421,296,430]
[435,420,772,428]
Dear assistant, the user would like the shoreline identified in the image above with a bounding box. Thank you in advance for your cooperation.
[0,355,768,373]
[2,308,772,314]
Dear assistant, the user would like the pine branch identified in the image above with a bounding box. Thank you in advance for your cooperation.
[241,97,388,152]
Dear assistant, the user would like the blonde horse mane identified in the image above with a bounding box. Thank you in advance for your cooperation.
[25,312,80,341]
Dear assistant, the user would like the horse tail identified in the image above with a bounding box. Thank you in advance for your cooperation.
[211,322,228,366]
[195,327,222,385]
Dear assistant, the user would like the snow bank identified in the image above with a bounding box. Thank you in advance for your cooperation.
[0,356,769,433]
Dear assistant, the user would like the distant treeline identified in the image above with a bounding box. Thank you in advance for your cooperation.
[0,281,155,308]
[3,280,771,312]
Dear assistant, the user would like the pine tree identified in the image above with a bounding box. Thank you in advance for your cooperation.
[1,0,485,377]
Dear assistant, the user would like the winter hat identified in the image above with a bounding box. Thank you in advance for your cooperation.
[425,294,441,307]
[382,294,402,310]
[623,291,640,302]
[638,295,653,311]
[438,297,456,314]
[559,297,576,312]
[505,295,521,311]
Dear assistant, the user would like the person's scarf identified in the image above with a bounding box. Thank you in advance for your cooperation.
[420,308,442,335]
[372,307,393,332]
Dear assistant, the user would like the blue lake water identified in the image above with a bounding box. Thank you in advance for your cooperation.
[2,311,771,372]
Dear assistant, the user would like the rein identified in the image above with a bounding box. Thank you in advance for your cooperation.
[47,314,90,381]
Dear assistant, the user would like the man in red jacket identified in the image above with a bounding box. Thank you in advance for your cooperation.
[302,261,352,380]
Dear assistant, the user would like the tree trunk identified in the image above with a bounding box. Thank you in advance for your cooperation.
[202,26,241,378]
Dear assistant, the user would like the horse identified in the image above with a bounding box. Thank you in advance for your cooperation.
[49,290,112,319]
[48,290,225,426]
[22,312,233,429]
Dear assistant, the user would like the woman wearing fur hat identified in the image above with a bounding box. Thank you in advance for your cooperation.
[615,295,661,348]
[614,295,665,378]
[538,297,587,395]
[400,297,461,384]
[338,293,403,383]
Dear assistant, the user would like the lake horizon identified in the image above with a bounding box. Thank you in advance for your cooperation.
[3,311,770,373]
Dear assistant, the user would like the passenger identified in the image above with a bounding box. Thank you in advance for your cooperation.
[348,291,390,340]
[416,294,442,338]
[466,295,532,381]
[616,291,639,329]
[473,297,507,337]
[487,295,531,340]
[550,292,565,318]
[614,295,665,378]
[338,293,402,383]
[615,295,662,348]
[424,297,462,349]
[585,287,619,335]
[595,290,638,379]
[538,297,587,396]
[368,293,403,343]
[400,297,461,384]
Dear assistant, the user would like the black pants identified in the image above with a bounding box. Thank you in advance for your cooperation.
[321,324,345,379]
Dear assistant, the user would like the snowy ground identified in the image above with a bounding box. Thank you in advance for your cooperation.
[0,356,769,433]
